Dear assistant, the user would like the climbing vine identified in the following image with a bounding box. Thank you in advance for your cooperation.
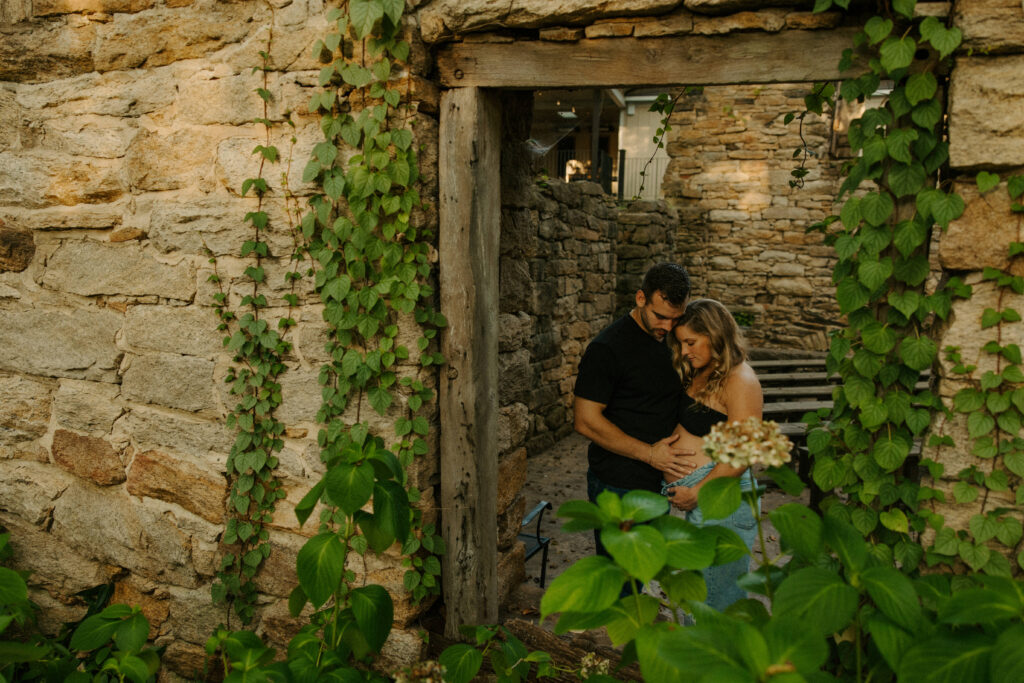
[210,15,299,624]
[798,0,1024,577]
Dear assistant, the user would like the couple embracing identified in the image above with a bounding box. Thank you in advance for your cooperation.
[573,262,762,610]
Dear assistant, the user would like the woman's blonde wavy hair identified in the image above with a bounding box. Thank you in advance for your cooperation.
[668,298,748,406]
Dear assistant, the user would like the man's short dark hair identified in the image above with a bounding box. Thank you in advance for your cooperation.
[641,263,691,306]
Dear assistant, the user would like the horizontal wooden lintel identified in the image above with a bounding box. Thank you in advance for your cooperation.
[438,28,867,89]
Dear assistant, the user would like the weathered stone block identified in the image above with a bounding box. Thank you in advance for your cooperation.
[92,2,256,71]
[538,26,585,40]
[498,447,527,514]
[126,449,225,524]
[498,542,526,605]
[274,366,324,426]
[33,0,154,15]
[0,307,122,381]
[937,278,1024,378]
[0,516,111,597]
[0,151,124,208]
[498,348,531,404]
[585,18,634,38]
[123,304,221,358]
[0,16,95,82]
[941,179,1024,275]
[51,429,125,485]
[499,402,529,454]
[0,460,77,526]
[634,8,694,36]
[954,0,1024,53]
[0,374,52,456]
[417,0,680,43]
[949,56,1024,169]
[693,8,787,33]
[125,128,222,192]
[121,352,217,413]
[41,240,195,299]
[51,479,199,586]
[0,223,34,272]
[498,494,527,550]
[114,408,231,457]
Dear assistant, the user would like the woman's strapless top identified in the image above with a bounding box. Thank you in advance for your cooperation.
[679,392,727,437]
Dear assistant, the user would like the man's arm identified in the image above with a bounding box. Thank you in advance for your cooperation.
[574,396,694,481]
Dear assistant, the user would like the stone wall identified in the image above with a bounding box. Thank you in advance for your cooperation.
[0,0,439,676]
[663,84,844,350]
[922,0,1024,551]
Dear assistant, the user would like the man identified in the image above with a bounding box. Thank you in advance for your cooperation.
[574,263,695,511]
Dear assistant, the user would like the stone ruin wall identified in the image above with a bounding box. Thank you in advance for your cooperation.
[1,0,1024,673]
[664,83,844,351]
[0,0,443,676]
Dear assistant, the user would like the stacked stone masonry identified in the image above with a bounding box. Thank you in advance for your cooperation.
[2,0,1024,676]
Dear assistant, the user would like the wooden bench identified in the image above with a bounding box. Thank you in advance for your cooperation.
[750,356,928,507]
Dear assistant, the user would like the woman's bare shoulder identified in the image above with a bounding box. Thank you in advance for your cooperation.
[727,361,761,389]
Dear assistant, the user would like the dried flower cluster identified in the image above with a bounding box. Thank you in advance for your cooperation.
[702,416,793,468]
[392,660,445,683]
[580,652,612,679]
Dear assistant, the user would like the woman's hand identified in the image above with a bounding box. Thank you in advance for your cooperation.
[666,484,699,511]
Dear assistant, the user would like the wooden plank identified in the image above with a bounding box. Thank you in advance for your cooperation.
[439,87,502,637]
[750,358,828,369]
[764,385,838,399]
[762,399,834,417]
[757,371,836,384]
[437,28,865,88]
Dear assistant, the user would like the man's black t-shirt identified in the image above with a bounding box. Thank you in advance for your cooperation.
[574,314,682,492]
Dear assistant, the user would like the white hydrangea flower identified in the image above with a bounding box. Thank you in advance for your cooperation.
[701,416,793,469]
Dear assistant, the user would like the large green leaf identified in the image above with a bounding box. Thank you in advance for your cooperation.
[823,515,867,572]
[0,567,27,604]
[113,612,149,653]
[889,162,927,197]
[71,611,131,652]
[773,568,859,634]
[621,490,669,523]
[861,566,922,630]
[900,335,937,370]
[865,613,914,672]
[874,433,911,471]
[920,16,963,58]
[763,616,829,673]
[880,36,916,71]
[939,587,1022,624]
[603,524,667,582]
[893,218,928,257]
[860,192,894,226]
[861,321,897,353]
[858,257,894,291]
[0,641,52,664]
[439,644,483,683]
[658,569,707,604]
[324,461,374,514]
[769,503,823,559]
[540,556,627,621]
[296,532,346,608]
[697,477,742,521]
[350,585,393,652]
[898,632,992,683]
[991,624,1024,683]
[906,72,938,106]
[836,278,870,314]
[649,516,716,570]
[373,480,410,546]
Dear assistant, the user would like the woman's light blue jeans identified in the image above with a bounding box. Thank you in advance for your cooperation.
[662,464,758,611]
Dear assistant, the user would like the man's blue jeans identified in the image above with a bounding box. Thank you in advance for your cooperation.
[663,464,759,611]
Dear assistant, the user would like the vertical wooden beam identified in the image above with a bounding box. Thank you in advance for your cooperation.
[439,87,501,638]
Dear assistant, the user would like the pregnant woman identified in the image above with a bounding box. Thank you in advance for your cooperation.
[662,298,763,611]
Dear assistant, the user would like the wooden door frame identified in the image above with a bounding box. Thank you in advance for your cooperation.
[437,26,866,636]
